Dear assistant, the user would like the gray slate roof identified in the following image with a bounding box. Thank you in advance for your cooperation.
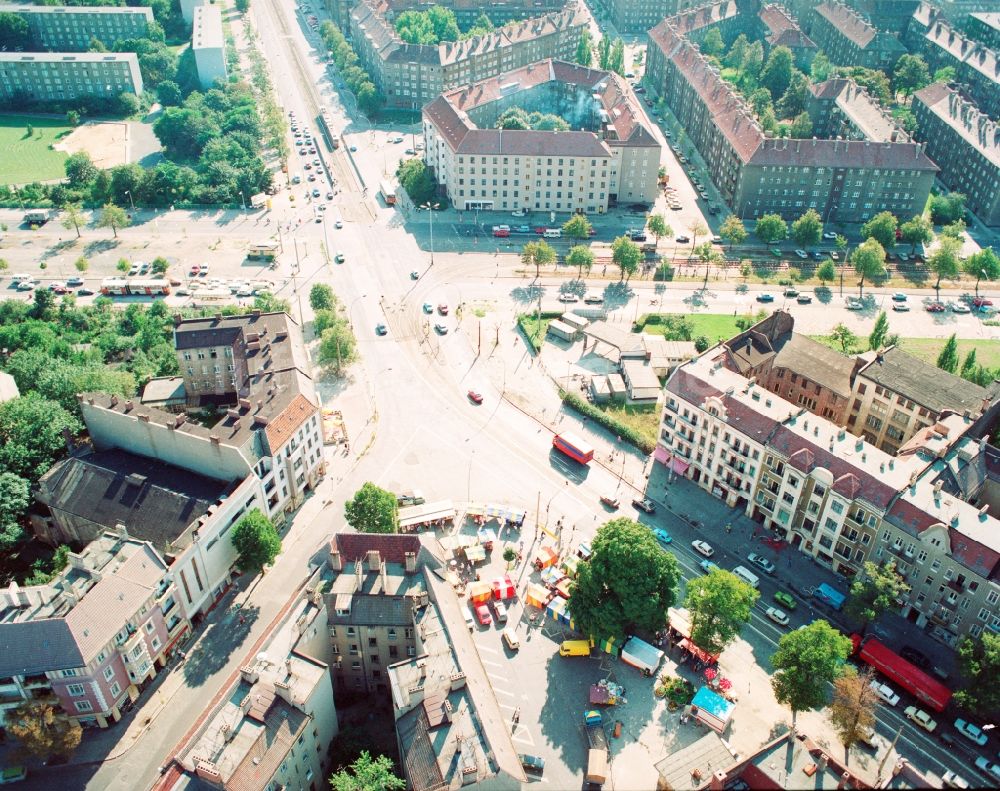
[0,620,83,677]
[857,346,990,415]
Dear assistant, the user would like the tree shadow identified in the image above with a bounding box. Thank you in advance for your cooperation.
[83,239,119,255]
[41,240,78,260]
[815,286,832,304]
[181,603,260,688]
[510,284,544,305]
[603,281,633,310]
[560,279,587,298]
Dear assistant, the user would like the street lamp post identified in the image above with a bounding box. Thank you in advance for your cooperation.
[420,202,440,265]
[124,190,135,212]
[240,191,247,213]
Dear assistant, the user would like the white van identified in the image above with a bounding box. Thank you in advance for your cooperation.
[10,273,31,283]
[543,228,562,238]
[732,565,760,589]
[502,628,520,651]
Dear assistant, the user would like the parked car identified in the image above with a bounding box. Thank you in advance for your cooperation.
[892,292,908,302]
[955,719,988,746]
[925,302,946,312]
[869,681,901,707]
[632,497,656,514]
[474,603,491,626]
[584,293,604,304]
[66,277,84,287]
[891,302,910,312]
[600,495,620,509]
[653,528,673,545]
[942,770,970,789]
[375,323,387,336]
[434,323,448,334]
[492,600,508,623]
[438,303,449,315]
[691,540,714,557]
[975,756,1000,781]
[756,293,774,303]
[796,294,813,304]
[519,754,545,774]
[822,231,839,240]
[557,293,580,303]
[794,249,808,259]
[783,288,798,297]
[467,390,483,404]
[747,553,776,574]
[770,247,782,258]
[675,235,690,243]
[904,706,937,732]
[765,606,789,626]
[846,297,863,310]
[951,302,971,313]
[422,302,433,313]
[774,590,796,610]
[699,559,719,573]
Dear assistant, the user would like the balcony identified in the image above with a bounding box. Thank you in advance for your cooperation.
[22,674,49,688]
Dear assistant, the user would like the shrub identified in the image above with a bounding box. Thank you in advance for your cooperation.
[561,391,655,454]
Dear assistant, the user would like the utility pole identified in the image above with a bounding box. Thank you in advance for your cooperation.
[876,723,904,784]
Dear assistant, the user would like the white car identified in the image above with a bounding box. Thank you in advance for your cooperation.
[951,302,971,313]
[942,770,970,789]
[794,249,808,259]
[904,705,936,732]
[691,540,714,557]
[557,293,579,303]
[823,231,839,240]
[511,209,526,217]
[869,680,900,707]
[765,606,789,626]
[846,297,863,310]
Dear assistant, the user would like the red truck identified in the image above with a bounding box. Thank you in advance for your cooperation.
[851,635,951,712]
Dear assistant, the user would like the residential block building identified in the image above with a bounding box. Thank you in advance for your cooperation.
[173,579,337,789]
[602,0,700,34]
[0,4,153,51]
[919,15,1000,119]
[646,3,937,223]
[422,59,661,213]
[325,0,568,31]
[911,82,1000,226]
[809,1,907,70]
[758,3,817,70]
[656,312,1000,644]
[192,4,226,90]
[350,0,588,110]
[0,52,143,103]
[966,11,1000,48]
[0,532,189,728]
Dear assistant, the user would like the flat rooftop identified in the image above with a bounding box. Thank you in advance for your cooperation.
[193,4,224,50]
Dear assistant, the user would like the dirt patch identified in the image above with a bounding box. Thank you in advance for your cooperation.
[53,121,128,169]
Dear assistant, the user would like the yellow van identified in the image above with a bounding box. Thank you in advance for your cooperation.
[559,639,591,657]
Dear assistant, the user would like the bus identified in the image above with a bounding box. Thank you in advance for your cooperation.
[552,432,594,465]
[100,278,171,297]
[379,180,396,206]
[851,635,952,712]
[317,110,338,151]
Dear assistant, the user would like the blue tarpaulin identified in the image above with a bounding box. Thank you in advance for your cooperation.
[816,582,846,610]
[690,686,735,734]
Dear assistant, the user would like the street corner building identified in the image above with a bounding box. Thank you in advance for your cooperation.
[422,59,662,214]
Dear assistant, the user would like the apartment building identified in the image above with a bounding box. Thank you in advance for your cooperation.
[323,533,436,695]
[966,11,1000,48]
[325,0,567,30]
[601,0,701,34]
[919,16,1000,119]
[422,59,661,212]
[758,3,817,69]
[0,52,143,103]
[847,346,992,454]
[0,4,153,51]
[77,311,323,531]
[806,78,911,144]
[350,0,587,110]
[0,532,189,728]
[33,448,262,619]
[810,1,907,69]
[179,0,207,26]
[647,5,937,223]
[192,4,226,90]
[174,581,337,788]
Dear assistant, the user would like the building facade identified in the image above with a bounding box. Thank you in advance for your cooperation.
[422,59,661,212]
[758,3,817,69]
[912,82,1000,226]
[602,0,700,34]
[0,533,189,728]
[0,4,153,51]
[966,11,1000,48]
[919,15,1000,120]
[809,1,907,69]
[350,0,588,110]
[192,4,226,90]
[0,52,143,102]
[646,5,937,223]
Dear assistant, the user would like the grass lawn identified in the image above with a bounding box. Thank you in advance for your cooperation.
[0,114,73,184]
[518,314,554,352]
[811,334,1000,369]
[639,313,745,343]
[590,402,660,447]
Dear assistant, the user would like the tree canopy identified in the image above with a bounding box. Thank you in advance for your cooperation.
[344,482,398,534]
[955,632,1000,719]
[851,239,886,297]
[231,509,281,572]
[719,215,747,249]
[0,472,30,551]
[0,393,82,480]
[936,333,959,374]
[771,620,852,725]
[6,700,82,762]
[790,208,823,247]
[845,561,910,633]
[562,213,593,241]
[829,666,880,756]
[330,751,405,791]
[611,236,642,281]
[684,569,759,655]
[754,213,787,243]
[568,518,680,640]
[860,211,898,250]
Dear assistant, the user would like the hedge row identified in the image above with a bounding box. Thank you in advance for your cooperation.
[561,391,656,454]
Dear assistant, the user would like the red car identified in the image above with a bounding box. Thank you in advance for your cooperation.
[534,226,547,235]
[973,297,993,307]
[925,302,945,312]
[438,304,449,315]
[189,265,200,276]
[467,390,483,404]
[475,604,491,626]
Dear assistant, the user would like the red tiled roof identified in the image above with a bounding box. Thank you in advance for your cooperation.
[332,533,423,564]
[263,393,316,454]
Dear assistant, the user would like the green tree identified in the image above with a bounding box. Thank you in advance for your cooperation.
[742,41,764,84]
[609,38,625,76]
[845,561,911,635]
[893,53,931,95]
[60,202,86,239]
[344,482,398,534]
[156,80,182,106]
[927,236,961,299]
[777,71,810,118]
[960,348,978,381]
[936,333,960,373]
[318,322,358,373]
[65,151,98,188]
[566,245,594,279]
[521,240,555,280]
[940,218,966,240]
[74,256,89,273]
[955,632,1000,717]
[116,257,131,274]
[231,509,281,572]
[66,109,80,127]
[254,291,292,314]
[771,620,852,727]
[701,28,724,58]
[235,0,250,12]
[933,65,956,84]
[575,29,593,67]
[684,569,759,656]
[760,46,794,99]
[689,220,708,252]
[97,202,130,238]
[562,213,593,241]
[597,35,610,70]
[851,238,886,297]
[309,283,335,311]
[830,323,858,354]
[569,518,680,640]
[868,311,890,351]
[788,110,812,138]
[647,213,671,246]
[0,472,30,550]
[860,211,898,250]
[829,666,880,758]
[611,235,641,281]
[396,158,437,205]
[0,394,81,480]
[748,87,773,118]
[150,256,168,274]
[719,214,747,250]
[962,247,1000,297]
[816,259,837,284]
[790,208,823,247]
[754,213,787,244]
[899,214,933,254]
[694,335,710,352]
[810,51,832,82]
[723,34,748,70]
[929,192,966,225]
[6,700,82,762]
[330,751,405,791]
[0,12,30,50]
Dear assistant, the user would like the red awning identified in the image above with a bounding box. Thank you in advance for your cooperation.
[679,637,718,664]
[669,457,690,475]
[654,445,671,464]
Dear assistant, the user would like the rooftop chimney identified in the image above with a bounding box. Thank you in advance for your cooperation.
[366,549,381,572]
[328,547,343,572]
[404,551,417,574]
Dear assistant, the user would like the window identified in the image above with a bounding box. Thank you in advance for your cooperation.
[74,700,93,713]
[67,684,86,696]
[145,622,155,634]
[103,666,115,682]
[110,682,121,698]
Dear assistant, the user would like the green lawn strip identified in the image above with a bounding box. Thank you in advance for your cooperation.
[639,313,744,343]
[0,114,73,184]
[810,334,1000,369]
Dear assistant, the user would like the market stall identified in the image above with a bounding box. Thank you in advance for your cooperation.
[492,575,516,600]
[561,555,580,578]
[525,582,551,609]
[533,545,559,570]
[689,686,735,734]
[399,500,456,532]
[541,566,565,588]
[465,544,486,564]
[469,581,492,604]
[476,527,497,551]
[555,577,573,599]
[545,596,573,627]
[597,635,621,657]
